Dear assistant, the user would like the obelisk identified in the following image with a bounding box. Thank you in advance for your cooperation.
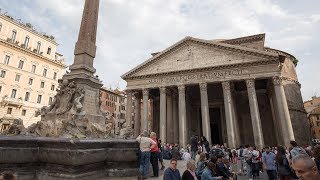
[63,0,104,123]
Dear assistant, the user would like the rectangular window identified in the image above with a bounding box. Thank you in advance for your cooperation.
[11,31,17,42]
[15,74,21,82]
[51,85,55,91]
[18,60,24,69]
[7,108,12,114]
[37,95,42,103]
[40,81,45,88]
[4,55,10,65]
[28,78,33,85]
[31,65,36,73]
[0,70,6,78]
[21,109,26,116]
[53,72,57,80]
[49,97,53,104]
[24,92,30,101]
[43,69,47,77]
[47,47,51,55]
[11,89,17,98]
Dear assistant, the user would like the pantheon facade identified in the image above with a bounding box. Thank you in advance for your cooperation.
[122,34,309,149]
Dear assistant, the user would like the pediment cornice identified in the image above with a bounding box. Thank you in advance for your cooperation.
[122,36,278,80]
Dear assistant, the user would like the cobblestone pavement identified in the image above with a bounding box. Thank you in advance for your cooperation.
[107,159,269,180]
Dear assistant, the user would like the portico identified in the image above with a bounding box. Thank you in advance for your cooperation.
[122,34,310,148]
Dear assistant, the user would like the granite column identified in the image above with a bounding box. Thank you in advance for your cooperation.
[134,92,141,137]
[222,81,237,148]
[199,83,212,145]
[246,79,264,149]
[125,90,133,128]
[272,76,295,146]
[178,85,187,148]
[166,90,174,143]
[142,89,149,131]
[159,87,167,143]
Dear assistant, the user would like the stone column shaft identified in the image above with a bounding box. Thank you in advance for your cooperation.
[199,83,212,145]
[142,89,149,131]
[159,87,167,143]
[134,93,141,137]
[166,90,173,143]
[222,81,237,148]
[125,91,133,128]
[269,92,282,145]
[231,85,241,147]
[172,94,179,144]
[178,85,187,147]
[272,76,295,145]
[246,79,264,149]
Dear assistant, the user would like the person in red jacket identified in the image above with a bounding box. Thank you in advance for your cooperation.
[150,132,160,177]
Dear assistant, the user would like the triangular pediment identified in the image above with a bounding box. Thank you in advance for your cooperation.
[122,36,278,79]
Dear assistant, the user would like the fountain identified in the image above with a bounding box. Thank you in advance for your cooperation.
[0,0,139,179]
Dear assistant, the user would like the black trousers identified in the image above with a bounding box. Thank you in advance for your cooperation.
[150,151,159,177]
[266,170,277,180]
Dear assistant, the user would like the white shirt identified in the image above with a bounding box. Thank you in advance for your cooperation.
[136,135,156,152]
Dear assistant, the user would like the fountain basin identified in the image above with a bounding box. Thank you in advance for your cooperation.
[0,136,139,179]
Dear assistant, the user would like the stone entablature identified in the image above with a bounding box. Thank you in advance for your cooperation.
[126,63,280,90]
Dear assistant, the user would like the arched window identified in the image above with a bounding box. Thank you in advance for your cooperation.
[11,30,17,42]
[36,41,41,53]
[47,47,51,55]
[0,22,2,32]
[24,36,30,48]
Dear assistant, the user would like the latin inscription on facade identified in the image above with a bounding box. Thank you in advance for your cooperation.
[149,69,245,84]
[84,89,97,114]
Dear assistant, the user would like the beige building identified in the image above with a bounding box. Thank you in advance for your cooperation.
[122,34,309,148]
[0,13,66,129]
[304,96,320,139]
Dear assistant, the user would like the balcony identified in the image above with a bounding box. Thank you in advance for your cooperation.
[1,96,24,108]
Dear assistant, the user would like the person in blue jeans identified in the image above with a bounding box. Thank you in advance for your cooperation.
[136,130,156,179]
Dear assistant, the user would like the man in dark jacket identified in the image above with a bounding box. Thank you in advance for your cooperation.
[216,155,232,179]
[190,135,198,160]
[163,158,181,180]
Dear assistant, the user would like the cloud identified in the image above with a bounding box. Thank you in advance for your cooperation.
[2,0,320,101]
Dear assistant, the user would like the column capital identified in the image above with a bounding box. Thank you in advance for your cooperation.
[159,87,166,94]
[199,83,207,91]
[245,79,255,89]
[222,81,231,91]
[142,88,149,96]
[272,76,282,86]
[178,85,185,93]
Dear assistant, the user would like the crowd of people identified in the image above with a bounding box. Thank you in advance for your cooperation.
[136,132,320,180]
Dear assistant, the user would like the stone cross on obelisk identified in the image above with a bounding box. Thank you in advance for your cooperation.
[63,0,105,123]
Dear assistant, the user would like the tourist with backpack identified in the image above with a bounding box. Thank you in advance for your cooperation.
[275,146,292,180]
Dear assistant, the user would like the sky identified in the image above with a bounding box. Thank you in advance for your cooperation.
[1,0,319,101]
